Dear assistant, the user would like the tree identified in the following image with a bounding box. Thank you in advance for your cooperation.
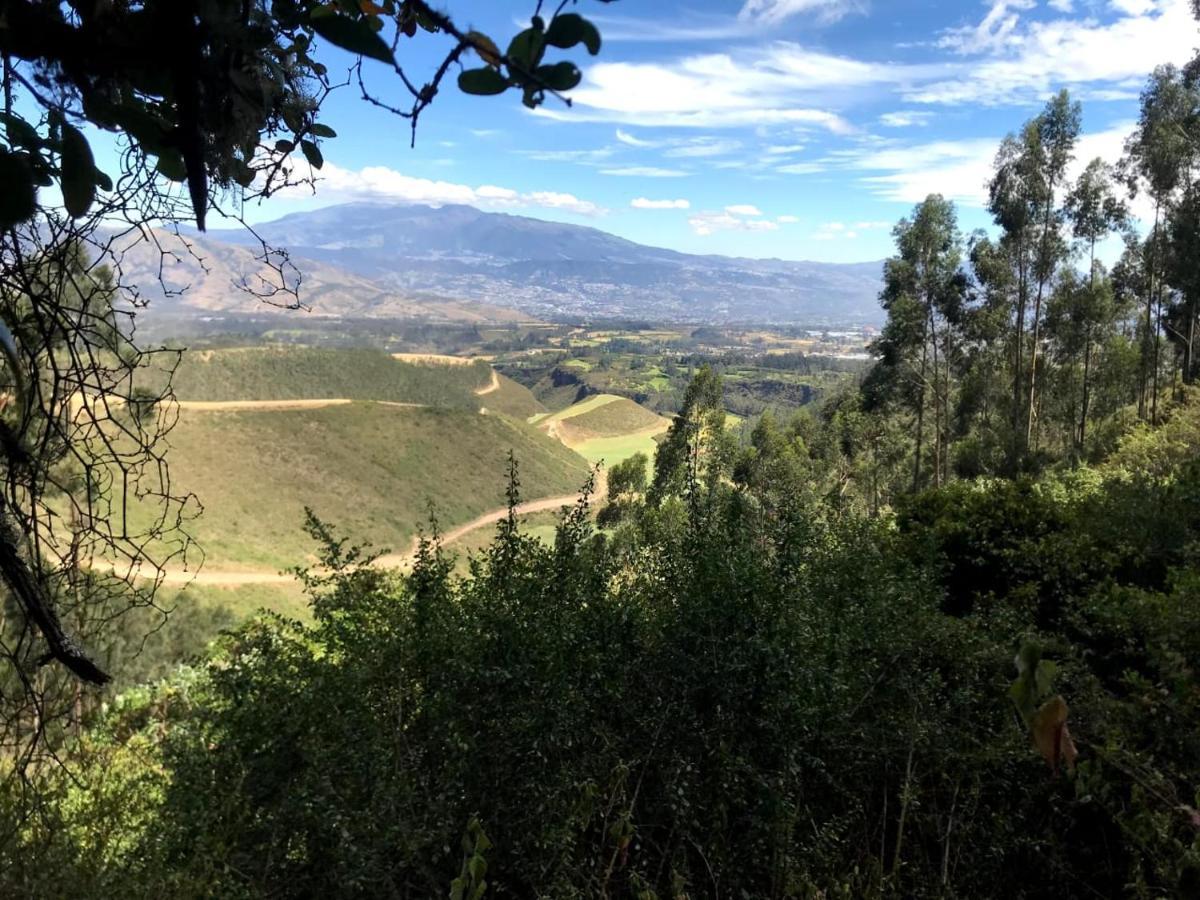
[1064,159,1129,449]
[988,92,1081,465]
[1123,65,1199,421]
[866,194,965,491]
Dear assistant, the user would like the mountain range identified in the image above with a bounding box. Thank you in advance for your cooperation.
[121,203,885,325]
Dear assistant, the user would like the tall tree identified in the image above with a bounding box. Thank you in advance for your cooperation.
[1064,159,1129,448]
[865,195,965,491]
[1124,65,1198,421]
[988,93,1080,465]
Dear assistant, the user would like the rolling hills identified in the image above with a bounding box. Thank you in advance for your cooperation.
[148,402,589,571]
[534,393,672,468]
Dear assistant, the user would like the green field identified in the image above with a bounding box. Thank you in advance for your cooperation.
[131,402,590,570]
[538,392,626,424]
[480,373,547,418]
[168,346,493,408]
[560,395,666,438]
[571,430,666,469]
[533,393,672,470]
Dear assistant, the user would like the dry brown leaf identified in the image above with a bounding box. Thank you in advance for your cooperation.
[1031,695,1078,774]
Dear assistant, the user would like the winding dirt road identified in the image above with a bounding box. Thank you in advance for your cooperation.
[156,484,601,587]
[474,369,501,396]
[142,364,604,587]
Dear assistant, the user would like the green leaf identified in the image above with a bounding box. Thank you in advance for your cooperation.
[309,14,396,65]
[275,139,295,153]
[458,68,510,97]
[536,61,582,92]
[93,168,113,193]
[0,149,37,228]
[60,123,96,218]
[506,27,545,70]
[311,123,337,139]
[545,13,601,55]
[301,139,324,170]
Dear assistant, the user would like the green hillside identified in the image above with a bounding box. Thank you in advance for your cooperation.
[556,395,667,439]
[535,393,671,469]
[136,402,589,570]
[169,347,493,407]
[479,372,547,419]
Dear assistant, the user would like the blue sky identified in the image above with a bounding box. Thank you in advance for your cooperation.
[253,0,1199,263]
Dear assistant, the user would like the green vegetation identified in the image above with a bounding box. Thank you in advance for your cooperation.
[170,346,492,407]
[494,326,868,419]
[130,403,589,569]
[557,396,666,439]
[9,371,1200,897]
[6,8,1200,898]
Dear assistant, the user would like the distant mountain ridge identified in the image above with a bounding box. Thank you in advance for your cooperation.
[136,203,885,325]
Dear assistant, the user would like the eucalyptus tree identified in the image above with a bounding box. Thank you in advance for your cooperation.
[987,92,1081,465]
[1064,159,1129,448]
[1123,65,1199,421]
[865,194,965,491]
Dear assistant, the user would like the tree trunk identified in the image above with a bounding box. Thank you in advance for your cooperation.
[930,306,942,488]
[912,315,930,493]
[1010,247,1028,473]
[1140,202,1161,419]
[1185,293,1197,386]
[1027,173,1061,450]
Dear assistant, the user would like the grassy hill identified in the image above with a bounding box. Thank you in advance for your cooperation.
[481,373,547,419]
[169,347,494,407]
[139,402,590,571]
[534,394,672,468]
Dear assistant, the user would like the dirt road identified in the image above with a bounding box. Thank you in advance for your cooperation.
[474,369,500,396]
[152,482,603,587]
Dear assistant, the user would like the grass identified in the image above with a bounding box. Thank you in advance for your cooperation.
[171,580,311,623]
[481,373,547,419]
[539,393,624,425]
[126,402,590,571]
[168,346,493,408]
[571,429,667,470]
[556,397,667,441]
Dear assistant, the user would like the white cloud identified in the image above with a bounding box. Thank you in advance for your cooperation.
[615,129,658,147]
[537,43,883,131]
[812,220,891,240]
[291,163,606,216]
[545,1,1193,132]
[916,0,1197,105]
[777,214,801,223]
[690,211,781,236]
[764,143,808,155]
[879,110,934,128]
[776,161,827,175]
[600,166,690,177]
[738,0,866,25]
[520,148,615,164]
[726,204,764,216]
[528,191,608,216]
[1048,0,1075,12]
[840,122,1151,220]
[938,0,1037,55]
[632,197,691,209]
[1111,0,1155,15]
[663,138,744,158]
